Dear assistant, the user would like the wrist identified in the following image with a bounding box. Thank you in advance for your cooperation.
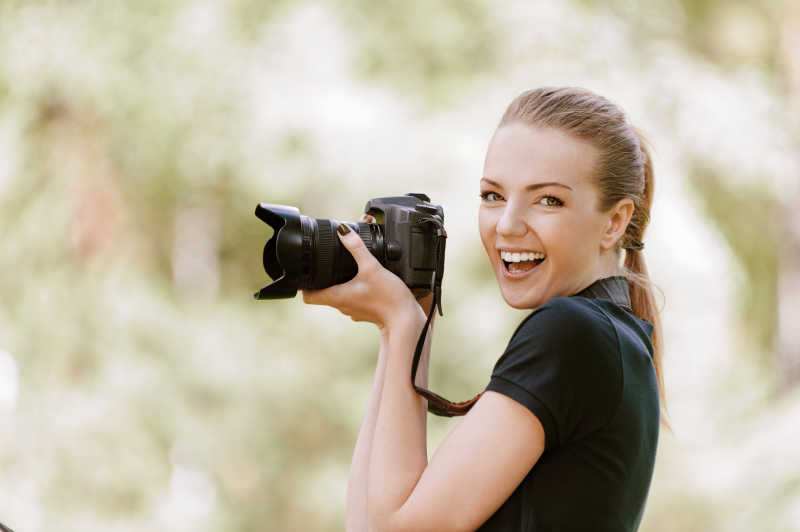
[380,299,426,338]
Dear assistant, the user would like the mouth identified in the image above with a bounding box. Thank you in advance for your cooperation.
[499,250,546,277]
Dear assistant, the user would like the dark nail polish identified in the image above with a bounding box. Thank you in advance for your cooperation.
[337,223,351,235]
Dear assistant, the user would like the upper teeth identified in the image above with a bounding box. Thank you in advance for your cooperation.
[500,250,546,262]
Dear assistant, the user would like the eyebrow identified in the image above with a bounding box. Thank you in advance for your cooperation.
[481,177,573,192]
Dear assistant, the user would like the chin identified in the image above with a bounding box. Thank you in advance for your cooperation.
[493,264,547,310]
[500,288,540,310]
[505,299,533,310]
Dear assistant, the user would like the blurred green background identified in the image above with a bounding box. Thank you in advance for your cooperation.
[1,0,799,530]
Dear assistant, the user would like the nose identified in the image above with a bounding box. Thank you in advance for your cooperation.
[496,201,528,238]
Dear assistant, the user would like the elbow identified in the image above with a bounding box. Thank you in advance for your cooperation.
[369,512,471,532]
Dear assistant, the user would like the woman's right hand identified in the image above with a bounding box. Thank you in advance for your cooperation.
[359,214,433,316]
[360,214,435,319]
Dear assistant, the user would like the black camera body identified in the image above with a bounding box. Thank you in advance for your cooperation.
[363,193,444,297]
[254,193,446,301]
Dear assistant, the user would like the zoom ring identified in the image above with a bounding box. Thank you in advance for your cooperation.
[315,219,335,288]
[358,223,372,249]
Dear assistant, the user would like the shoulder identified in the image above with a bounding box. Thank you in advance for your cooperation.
[489,296,624,449]
[510,296,618,354]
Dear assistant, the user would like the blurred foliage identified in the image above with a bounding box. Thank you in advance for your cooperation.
[228,0,296,41]
[335,0,500,106]
[577,0,782,71]
[1,0,799,531]
[688,164,779,367]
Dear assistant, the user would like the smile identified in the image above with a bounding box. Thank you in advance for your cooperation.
[499,250,546,279]
[499,250,545,262]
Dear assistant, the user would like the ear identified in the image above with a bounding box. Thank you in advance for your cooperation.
[599,197,635,251]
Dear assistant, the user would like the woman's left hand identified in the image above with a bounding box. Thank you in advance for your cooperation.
[301,219,425,330]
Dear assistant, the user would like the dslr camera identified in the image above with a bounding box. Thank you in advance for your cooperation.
[254,193,447,309]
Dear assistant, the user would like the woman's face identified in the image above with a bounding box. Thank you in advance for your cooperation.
[479,122,613,310]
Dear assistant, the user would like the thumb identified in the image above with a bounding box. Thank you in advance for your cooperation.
[336,222,378,268]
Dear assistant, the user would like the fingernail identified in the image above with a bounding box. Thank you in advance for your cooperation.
[337,223,351,235]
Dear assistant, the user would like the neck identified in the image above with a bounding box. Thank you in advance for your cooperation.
[595,249,624,280]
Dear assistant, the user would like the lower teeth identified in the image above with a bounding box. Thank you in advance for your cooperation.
[508,260,540,273]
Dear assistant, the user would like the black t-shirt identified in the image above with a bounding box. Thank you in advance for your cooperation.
[477,276,659,532]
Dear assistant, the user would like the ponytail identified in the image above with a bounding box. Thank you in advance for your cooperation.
[624,128,672,432]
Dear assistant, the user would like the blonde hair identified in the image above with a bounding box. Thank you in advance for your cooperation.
[499,87,671,431]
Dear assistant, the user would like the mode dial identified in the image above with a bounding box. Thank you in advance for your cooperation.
[416,204,439,215]
[406,192,431,202]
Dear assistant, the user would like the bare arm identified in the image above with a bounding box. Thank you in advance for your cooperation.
[307,230,542,532]
[345,331,389,532]
[346,298,434,532]
[367,304,431,531]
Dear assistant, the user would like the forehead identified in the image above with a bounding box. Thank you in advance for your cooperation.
[483,122,600,189]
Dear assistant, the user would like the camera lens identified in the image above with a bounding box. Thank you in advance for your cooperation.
[254,203,384,299]
[312,219,385,288]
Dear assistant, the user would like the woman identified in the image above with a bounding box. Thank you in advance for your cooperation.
[302,86,669,531]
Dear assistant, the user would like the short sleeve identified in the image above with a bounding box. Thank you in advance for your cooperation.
[485,298,623,451]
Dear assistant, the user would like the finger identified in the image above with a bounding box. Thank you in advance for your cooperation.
[301,288,322,305]
[302,287,346,306]
[337,222,378,269]
[302,279,365,308]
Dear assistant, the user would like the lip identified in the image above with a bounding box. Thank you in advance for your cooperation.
[500,256,545,280]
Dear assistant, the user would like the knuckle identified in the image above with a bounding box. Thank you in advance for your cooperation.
[349,283,369,301]
[360,261,379,276]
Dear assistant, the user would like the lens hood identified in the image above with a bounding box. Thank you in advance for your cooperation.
[254,203,304,299]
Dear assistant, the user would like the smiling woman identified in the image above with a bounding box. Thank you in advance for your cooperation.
[301,86,667,532]
[479,123,615,310]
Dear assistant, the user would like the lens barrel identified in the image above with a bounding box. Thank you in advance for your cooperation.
[254,203,383,299]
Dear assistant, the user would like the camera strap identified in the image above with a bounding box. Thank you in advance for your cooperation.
[409,217,484,417]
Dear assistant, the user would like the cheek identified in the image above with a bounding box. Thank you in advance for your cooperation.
[551,219,597,265]
[542,216,586,262]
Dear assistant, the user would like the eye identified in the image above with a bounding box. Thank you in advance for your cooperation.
[479,191,502,202]
[538,195,563,207]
